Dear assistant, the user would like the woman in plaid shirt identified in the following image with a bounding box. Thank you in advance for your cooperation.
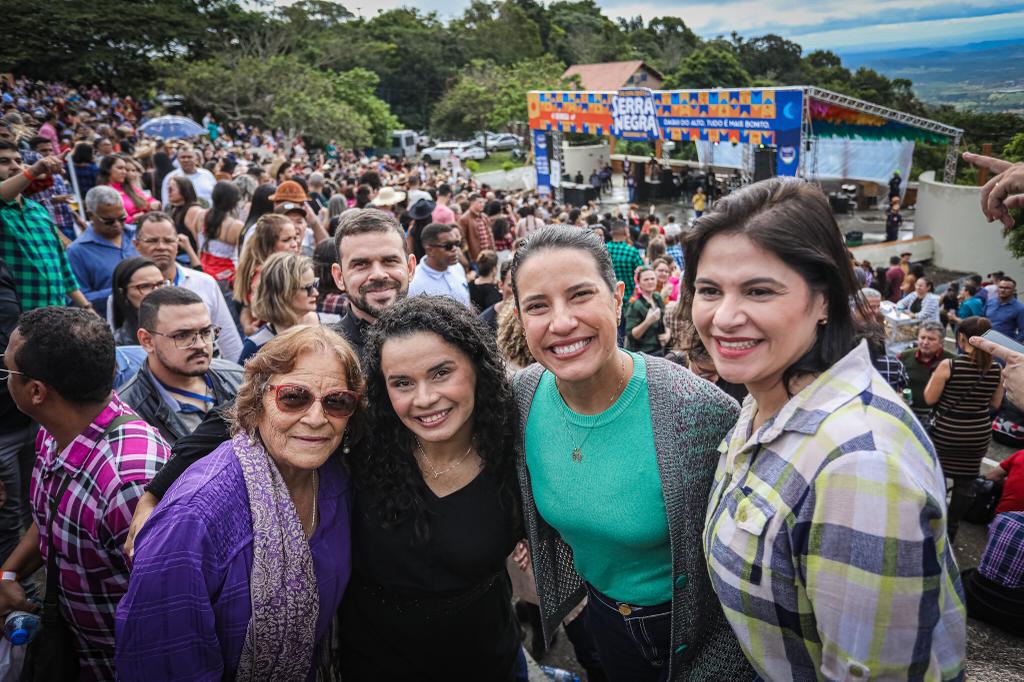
[689,178,966,681]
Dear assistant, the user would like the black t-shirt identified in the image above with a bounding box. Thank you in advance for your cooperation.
[468,282,501,313]
[350,467,518,593]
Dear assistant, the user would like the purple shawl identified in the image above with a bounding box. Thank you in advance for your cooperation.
[233,433,319,681]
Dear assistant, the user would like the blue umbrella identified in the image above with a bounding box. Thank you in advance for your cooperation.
[139,115,207,140]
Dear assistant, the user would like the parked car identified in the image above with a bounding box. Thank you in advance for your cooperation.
[421,141,487,163]
[472,132,522,151]
[416,131,434,149]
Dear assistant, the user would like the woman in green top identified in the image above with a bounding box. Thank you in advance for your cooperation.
[510,225,752,681]
[624,266,667,355]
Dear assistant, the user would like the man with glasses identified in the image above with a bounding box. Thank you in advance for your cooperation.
[0,140,91,312]
[985,276,1024,342]
[119,287,242,446]
[133,212,243,362]
[67,185,139,314]
[0,307,169,680]
[408,223,470,306]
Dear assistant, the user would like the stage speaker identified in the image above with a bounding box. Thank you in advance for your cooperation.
[753,146,777,182]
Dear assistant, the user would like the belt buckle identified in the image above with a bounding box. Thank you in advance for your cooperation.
[617,603,632,616]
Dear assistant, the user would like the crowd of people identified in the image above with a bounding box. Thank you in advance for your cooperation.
[0,74,1022,681]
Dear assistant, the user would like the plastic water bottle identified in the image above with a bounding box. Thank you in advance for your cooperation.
[540,666,581,682]
[4,610,40,645]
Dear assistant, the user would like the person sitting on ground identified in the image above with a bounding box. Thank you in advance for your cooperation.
[241,252,340,363]
[899,320,955,420]
[110,257,167,345]
[119,287,243,446]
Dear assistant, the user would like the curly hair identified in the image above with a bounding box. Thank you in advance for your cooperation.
[359,295,519,542]
[496,303,534,369]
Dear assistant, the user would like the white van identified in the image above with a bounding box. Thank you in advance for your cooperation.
[389,130,418,159]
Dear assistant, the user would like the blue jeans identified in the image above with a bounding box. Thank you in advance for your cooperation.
[584,584,671,682]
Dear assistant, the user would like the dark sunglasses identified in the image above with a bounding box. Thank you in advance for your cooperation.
[268,384,360,418]
[431,240,462,251]
[95,214,128,227]
[302,278,320,297]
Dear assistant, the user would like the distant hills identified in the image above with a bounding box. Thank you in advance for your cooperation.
[836,40,1024,113]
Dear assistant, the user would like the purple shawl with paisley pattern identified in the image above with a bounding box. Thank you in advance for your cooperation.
[232,433,319,681]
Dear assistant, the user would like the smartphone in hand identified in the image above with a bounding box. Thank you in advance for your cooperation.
[981,329,1024,355]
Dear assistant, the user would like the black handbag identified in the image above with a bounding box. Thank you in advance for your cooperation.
[963,477,1004,525]
[23,414,136,682]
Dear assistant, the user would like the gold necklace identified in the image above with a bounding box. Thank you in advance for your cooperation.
[555,354,628,463]
[414,437,475,479]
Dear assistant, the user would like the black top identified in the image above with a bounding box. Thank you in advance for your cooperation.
[479,304,498,333]
[0,259,29,432]
[350,466,518,592]
[468,281,501,313]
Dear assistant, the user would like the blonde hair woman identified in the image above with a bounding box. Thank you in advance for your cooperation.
[240,252,340,362]
[234,214,301,335]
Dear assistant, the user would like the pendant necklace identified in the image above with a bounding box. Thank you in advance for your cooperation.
[414,437,475,479]
[556,354,627,463]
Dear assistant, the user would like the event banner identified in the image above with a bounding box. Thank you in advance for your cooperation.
[528,87,804,176]
[533,129,551,196]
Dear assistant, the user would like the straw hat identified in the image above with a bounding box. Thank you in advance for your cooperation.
[371,186,406,206]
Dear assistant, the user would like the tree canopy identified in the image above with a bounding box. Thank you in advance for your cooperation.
[4,0,1018,181]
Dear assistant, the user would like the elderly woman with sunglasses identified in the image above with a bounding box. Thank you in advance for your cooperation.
[239,251,341,363]
[116,325,363,681]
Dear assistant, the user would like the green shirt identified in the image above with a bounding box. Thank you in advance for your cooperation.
[624,293,665,354]
[0,196,78,310]
[899,347,955,418]
[606,240,643,290]
[525,351,672,605]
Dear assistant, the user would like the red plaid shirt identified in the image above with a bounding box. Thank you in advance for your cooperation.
[31,395,170,681]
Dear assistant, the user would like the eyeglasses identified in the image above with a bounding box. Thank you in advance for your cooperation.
[431,240,462,251]
[146,325,221,349]
[267,384,360,418]
[302,278,320,297]
[95,214,128,227]
[137,237,178,247]
[128,279,170,295]
[0,354,30,382]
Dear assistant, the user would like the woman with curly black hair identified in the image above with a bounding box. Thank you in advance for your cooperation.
[337,294,522,681]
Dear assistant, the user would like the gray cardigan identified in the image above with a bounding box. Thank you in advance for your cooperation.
[513,355,754,681]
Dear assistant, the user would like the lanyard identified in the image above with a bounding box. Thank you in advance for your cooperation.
[158,373,217,404]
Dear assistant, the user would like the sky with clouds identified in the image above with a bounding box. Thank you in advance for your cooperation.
[332,0,1024,53]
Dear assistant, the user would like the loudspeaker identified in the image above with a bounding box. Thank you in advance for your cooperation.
[753,146,777,182]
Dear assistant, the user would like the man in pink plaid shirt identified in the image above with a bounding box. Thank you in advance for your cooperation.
[0,307,169,680]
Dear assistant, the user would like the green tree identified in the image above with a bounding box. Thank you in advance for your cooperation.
[430,56,573,139]
[1003,132,1024,163]
[665,46,752,89]
[547,0,630,64]
[452,1,545,65]
[166,55,397,149]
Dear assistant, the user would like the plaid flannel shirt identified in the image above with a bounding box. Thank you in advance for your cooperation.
[704,340,966,681]
[26,173,76,240]
[606,240,643,289]
[0,196,79,310]
[978,511,1024,589]
[31,395,170,681]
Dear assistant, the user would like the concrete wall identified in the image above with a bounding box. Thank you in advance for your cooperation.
[850,236,934,265]
[562,142,610,181]
[915,170,1024,281]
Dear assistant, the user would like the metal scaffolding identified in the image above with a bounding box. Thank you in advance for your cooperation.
[803,87,964,183]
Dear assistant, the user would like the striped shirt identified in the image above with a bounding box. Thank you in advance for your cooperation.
[31,395,170,681]
[704,340,966,681]
[0,196,80,310]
